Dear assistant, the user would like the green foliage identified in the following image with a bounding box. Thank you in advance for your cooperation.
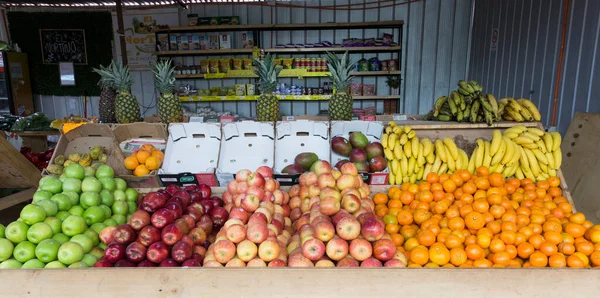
[7,11,114,96]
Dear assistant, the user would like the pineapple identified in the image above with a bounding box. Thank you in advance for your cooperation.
[111,62,141,124]
[92,62,117,123]
[326,51,355,121]
[153,60,183,124]
[253,53,282,122]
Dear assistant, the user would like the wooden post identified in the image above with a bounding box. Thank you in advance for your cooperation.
[115,0,128,65]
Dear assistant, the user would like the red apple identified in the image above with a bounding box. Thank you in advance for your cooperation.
[264,179,277,193]
[301,238,325,261]
[340,163,358,176]
[161,223,183,246]
[211,196,224,208]
[331,209,351,226]
[360,198,375,211]
[146,241,170,264]
[188,227,207,245]
[167,196,187,210]
[341,193,361,213]
[137,225,161,247]
[174,218,191,235]
[171,240,193,263]
[325,236,348,261]
[268,259,286,267]
[193,245,207,257]
[336,174,357,191]
[93,257,113,267]
[165,184,181,196]
[181,234,194,248]
[247,185,265,200]
[336,217,361,240]
[114,224,136,245]
[236,169,252,182]
[257,239,281,262]
[315,259,335,267]
[225,224,247,243]
[317,173,337,189]
[191,252,204,264]
[137,260,156,267]
[203,260,223,267]
[222,191,234,205]
[181,214,196,230]
[188,190,202,202]
[289,196,301,209]
[159,258,179,267]
[125,241,147,263]
[225,257,246,267]
[212,239,236,264]
[129,210,151,230]
[349,238,372,261]
[172,190,191,205]
[227,181,238,195]
[104,242,126,263]
[236,239,258,262]
[141,192,169,213]
[313,220,335,242]
[361,257,383,267]
[195,214,213,235]
[272,190,284,205]
[197,184,212,200]
[240,194,260,212]
[287,254,314,267]
[164,202,183,219]
[210,207,229,228]
[247,172,265,187]
[319,196,341,216]
[337,256,359,267]
[246,258,267,267]
[151,208,175,229]
[236,181,249,195]
[197,200,213,215]
[247,223,269,244]
[290,208,302,222]
[256,166,274,179]
[181,259,201,267]
[384,259,406,267]
[372,239,395,262]
[361,215,385,241]
[313,160,332,176]
[184,185,198,192]
[114,259,136,267]
[99,226,117,245]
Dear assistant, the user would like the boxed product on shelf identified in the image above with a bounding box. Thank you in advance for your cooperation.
[169,36,178,51]
[187,13,198,26]
[216,121,275,186]
[178,36,189,51]
[191,35,201,50]
[208,35,219,49]
[112,123,168,188]
[273,120,330,185]
[219,34,231,49]
[159,122,221,186]
[199,17,220,25]
[241,32,254,48]
[219,16,240,25]
[330,121,388,185]
[199,35,209,50]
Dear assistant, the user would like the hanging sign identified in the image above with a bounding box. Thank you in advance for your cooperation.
[40,29,88,64]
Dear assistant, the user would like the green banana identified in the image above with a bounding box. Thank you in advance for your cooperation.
[487,94,499,119]
[458,80,475,93]
[479,94,494,113]
[433,96,448,117]
[468,80,483,92]
[470,100,480,123]
[448,96,458,116]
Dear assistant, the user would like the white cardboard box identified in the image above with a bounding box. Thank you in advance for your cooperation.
[217,121,275,186]
[159,123,222,186]
[274,120,330,173]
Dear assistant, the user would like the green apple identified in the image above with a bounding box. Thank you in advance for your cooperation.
[100,190,114,206]
[51,233,70,245]
[0,238,14,261]
[62,178,82,193]
[83,229,99,246]
[0,259,22,268]
[81,253,98,266]
[36,199,58,217]
[57,242,84,265]
[80,192,101,209]
[127,202,138,215]
[58,173,67,182]
[114,178,127,191]
[68,205,84,217]
[61,215,87,237]
[89,223,106,234]
[43,217,62,234]
[99,177,116,191]
[102,219,117,227]
[125,188,138,202]
[83,206,105,225]
[89,246,104,259]
[45,260,66,268]
[22,259,45,268]
[112,201,128,216]
[62,191,80,206]
[84,166,96,177]
[27,222,53,244]
[98,242,107,250]
[81,177,102,193]
[50,194,72,211]
[5,221,29,244]
[13,241,36,263]
[113,190,126,202]
[100,205,112,219]
[55,211,70,222]
[70,234,93,253]
[68,261,89,268]
[35,239,60,263]
[32,190,53,203]
[39,176,62,194]
[64,163,85,179]
[20,204,47,225]
[111,214,126,225]
[0,223,5,238]
[95,165,115,179]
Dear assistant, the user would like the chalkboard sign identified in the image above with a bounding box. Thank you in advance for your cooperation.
[39,29,88,65]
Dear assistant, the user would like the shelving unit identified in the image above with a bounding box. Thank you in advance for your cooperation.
[154,20,403,113]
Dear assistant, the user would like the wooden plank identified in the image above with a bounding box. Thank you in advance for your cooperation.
[0,188,35,211]
[560,112,600,222]
[0,137,41,188]
[0,268,597,298]
[157,20,405,33]
[156,46,402,56]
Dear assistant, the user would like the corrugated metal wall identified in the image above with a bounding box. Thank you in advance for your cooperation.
[8,0,474,120]
[470,0,600,134]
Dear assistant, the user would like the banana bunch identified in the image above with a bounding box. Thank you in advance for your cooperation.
[53,146,108,169]
[382,122,468,185]
[499,98,542,122]
[430,80,498,126]
[79,153,92,166]
[503,126,562,182]
[468,129,522,177]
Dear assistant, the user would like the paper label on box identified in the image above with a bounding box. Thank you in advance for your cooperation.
[393,114,407,121]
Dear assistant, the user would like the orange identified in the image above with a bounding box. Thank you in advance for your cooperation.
[399,191,415,205]
[133,164,150,176]
[465,244,485,260]
[529,234,545,249]
[444,234,463,249]
[465,212,485,230]
[385,223,400,234]
[477,234,491,249]
[413,209,432,225]
[500,231,517,245]
[124,155,139,170]
[450,174,464,188]
[410,245,429,265]
[569,212,586,224]
[565,223,586,238]
[517,242,535,259]
[442,179,457,193]
[547,176,561,187]
[489,239,506,253]
[151,150,164,160]
[472,199,489,213]
[450,248,467,266]
[401,226,418,239]
[140,144,156,152]
[417,229,436,246]
[426,172,440,184]
[373,193,388,205]
[559,242,575,255]
[549,253,567,268]
[429,244,450,265]
[539,241,558,256]
[476,166,490,177]
[488,172,504,187]
[473,259,493,267]
[404,238,420,252]
[448,217,465,231]
[388,199,403,209]
[567,254,586,268]
[529,251,548,267]
[492,251,511,266]
[575,241,594,256]
[397,210,413,225]
[547,186,562,197]
[544,231,563,245]
[573,252,589,266]
[136,150,151,164]
[462,181,477,195]
[391,233,404,246]
[474,177,490,190]
[145,156,161,171]
[590,251,600,266]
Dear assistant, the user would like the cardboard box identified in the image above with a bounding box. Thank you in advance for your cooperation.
[47,124,128,178]
[217,121,275,186]
[191,35,201,50]
[281,115,330,121]
[208,35,219,49]
[112,123,168,188]
[330,121,388,185]
[159,123,221,187]
[219,34,231,49]
[199,35,209,50]
[375,114,424,122]
[241,32,254,48]
[273,120,330,185]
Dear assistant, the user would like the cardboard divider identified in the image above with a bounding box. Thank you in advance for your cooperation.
[159,122,222,186]
[273,120,330,185]
[217,121,275,186]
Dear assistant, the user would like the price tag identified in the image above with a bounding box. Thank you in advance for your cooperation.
[221,96,226,101]
[393,114,408,121]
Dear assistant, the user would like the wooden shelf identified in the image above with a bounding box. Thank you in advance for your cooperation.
[175,71,401,80]
[156,20,404,33]
[156,46,401,57]
[179,95,399,102]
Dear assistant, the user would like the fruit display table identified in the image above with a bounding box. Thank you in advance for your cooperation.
[16,130,60,153]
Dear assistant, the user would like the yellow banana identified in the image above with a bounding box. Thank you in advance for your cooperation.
[490,163,504,174]
[524,148,541,177]
[443,138,459,160]
[411,137,420,159]
[467,147,477,174]
[416,166,424,178]
[550,132,562,151]
[391,159,400,175]
[475,139,485,168]
[438,163,449,175]
[522,132,541,142]
[404,126,412,134]
[527,127,544,136]
[393,126,402,134]
[407,130,416,139]
[393,142,403,160]
[396,165,404,184]
[431,155,442,173]
[508,99,523,112]
[388,133,397,148]
[423,163,433,180]
[384,148,394,160]
[388,172,395,185]
[543,133,554,153]
[521,143,539,150]
[435,140,448,162]
[553,147,562,169]
[515,167,525,180]
[510,141,522,165]
[514,136,534,145]
[513,125,529,133]
[503,132,520,140]
[382,133,389,149]
[523,168,536,181]
[399,133,408,145]
[539,162,548,174]
[403,142,412,158]
[459,149,469,170]
[447,153,456,173]
[491,138,507,165]
[548,169,557,177]
[408,157,416,174]
[536,140,547,153]
[417,144,426,165]
[500,137,515,165]
[385,126,393,134]
[388,121,397,127]
[517,98,542,121]
[519,107,535,121]
[503,127,523,137]
[421,138,433,156]
[403,177,410,183]
[518,146,530,171]
[426,150,435,164]
[532,149,549,165]
[409,173,417,184]
[483,142,492,168]
[401,156,409,176]
[490,130,503,156]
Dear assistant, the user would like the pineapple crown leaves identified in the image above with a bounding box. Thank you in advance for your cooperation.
[92,61,116,90]
[253,53,282,93]
[152,59,176,95]
[110,61,134,92]
[326,51,355,92]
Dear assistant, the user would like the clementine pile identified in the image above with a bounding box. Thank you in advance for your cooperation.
[123,144,164,176]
